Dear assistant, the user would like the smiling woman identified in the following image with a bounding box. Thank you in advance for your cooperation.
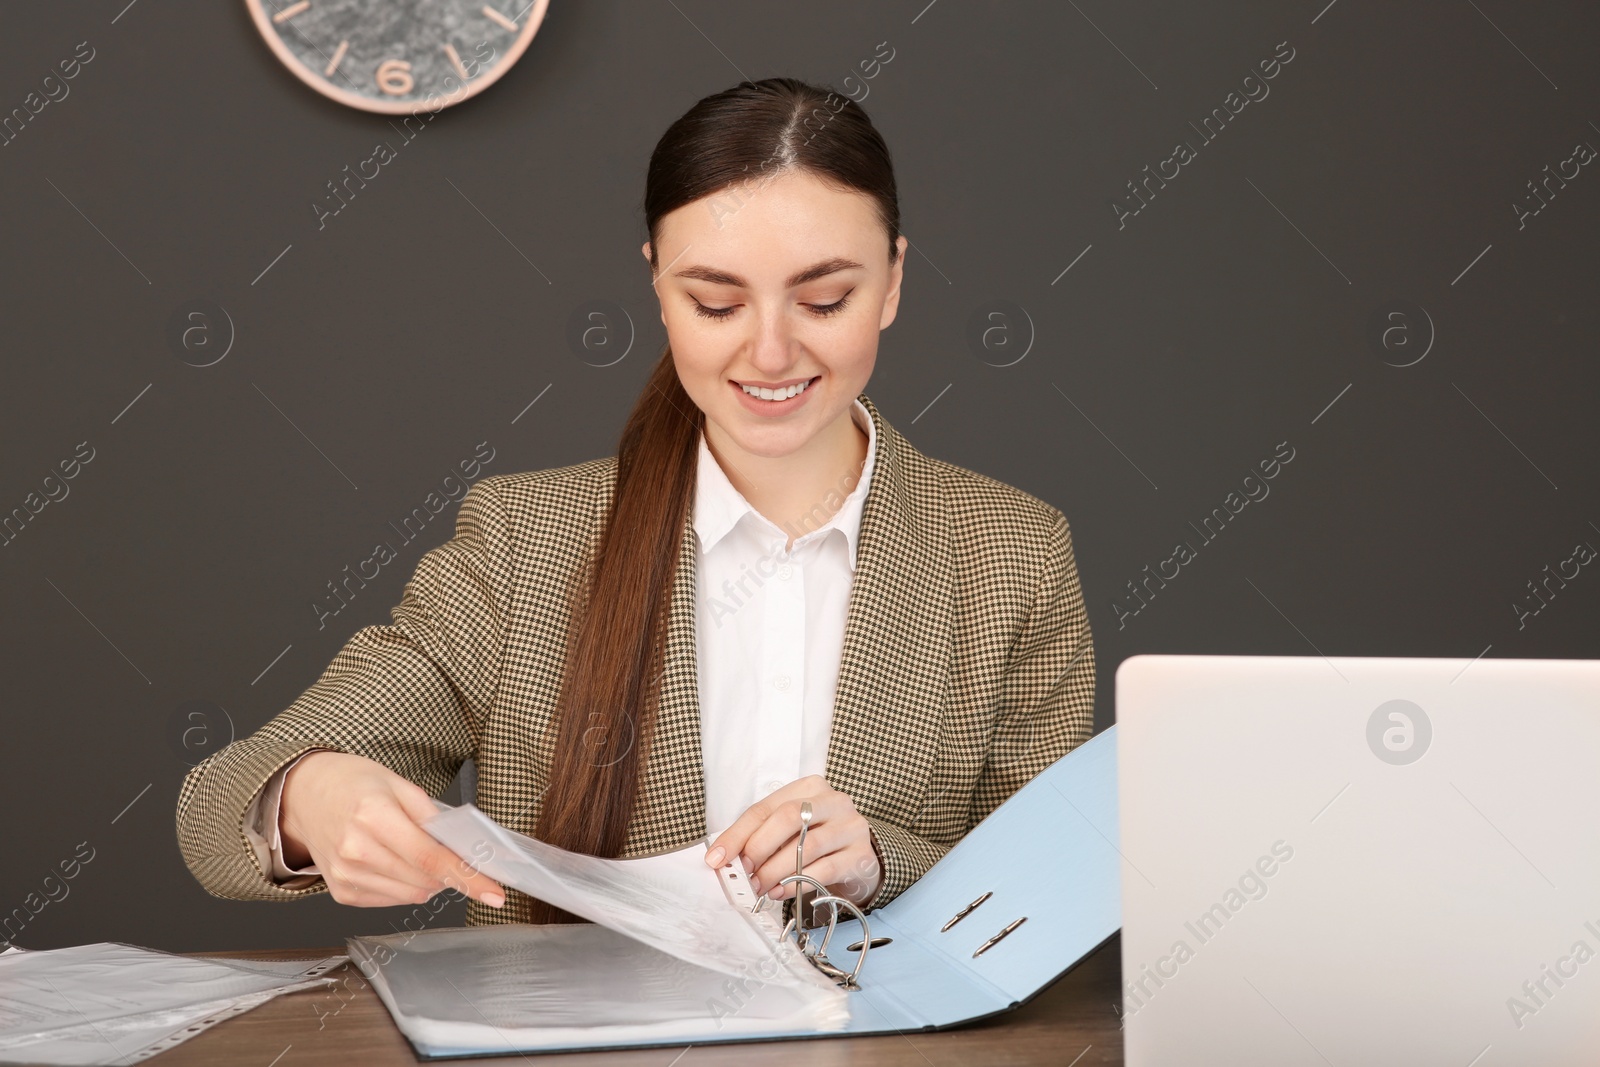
[176,77,1095,935]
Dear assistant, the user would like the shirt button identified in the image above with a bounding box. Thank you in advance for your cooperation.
[767,779,783,792]
[777,563,793,580]
[773,674,791,691]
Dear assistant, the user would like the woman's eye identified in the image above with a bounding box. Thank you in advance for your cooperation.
[809,294,852,317]
[688,291,854,320]
[691,300,736,320]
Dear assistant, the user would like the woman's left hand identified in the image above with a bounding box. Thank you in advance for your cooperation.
[704,774,883,911]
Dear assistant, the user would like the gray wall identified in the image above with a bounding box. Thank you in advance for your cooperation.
[2,2,1594,954]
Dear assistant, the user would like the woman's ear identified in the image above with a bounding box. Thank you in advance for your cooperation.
[880,234,909,330]
[642,241,665,325]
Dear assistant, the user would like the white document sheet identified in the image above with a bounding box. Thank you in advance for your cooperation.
[420,800,835,993]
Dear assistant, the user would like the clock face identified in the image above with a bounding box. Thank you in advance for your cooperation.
[244,0,549,114]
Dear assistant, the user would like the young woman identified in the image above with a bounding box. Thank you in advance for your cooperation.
[176,77,1095,927]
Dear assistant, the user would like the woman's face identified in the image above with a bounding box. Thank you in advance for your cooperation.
[643,168,907,460]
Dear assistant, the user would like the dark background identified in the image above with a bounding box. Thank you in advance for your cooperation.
[2,1,1594,955]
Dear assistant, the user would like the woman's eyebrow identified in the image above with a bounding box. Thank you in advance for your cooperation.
[672,255,865,289]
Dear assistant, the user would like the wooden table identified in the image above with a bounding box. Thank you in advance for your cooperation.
[162,934,1125,1065]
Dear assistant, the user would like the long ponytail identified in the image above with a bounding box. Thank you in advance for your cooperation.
[527,351,700,923]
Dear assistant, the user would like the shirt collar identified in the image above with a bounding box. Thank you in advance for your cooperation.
[693,397,877,570]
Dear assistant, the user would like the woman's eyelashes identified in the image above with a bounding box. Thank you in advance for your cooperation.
[689,291,854,321]
[690,299,736,320]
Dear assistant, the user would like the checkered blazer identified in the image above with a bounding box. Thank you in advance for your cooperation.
[175,392,1095,926]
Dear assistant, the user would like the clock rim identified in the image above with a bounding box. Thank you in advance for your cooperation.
[243,0,549,115]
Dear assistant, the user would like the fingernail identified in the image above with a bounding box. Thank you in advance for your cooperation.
[482,891,504,908]
[750,875,761,893]
[707,846,725,867]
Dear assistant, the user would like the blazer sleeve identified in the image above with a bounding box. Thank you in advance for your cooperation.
[175,476,513,902]
[862,509,1095,912]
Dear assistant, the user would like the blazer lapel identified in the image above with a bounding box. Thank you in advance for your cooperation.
[626,392,953,854]
[824,394,952,828]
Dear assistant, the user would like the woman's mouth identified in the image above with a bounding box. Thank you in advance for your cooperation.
[730,376,821,414]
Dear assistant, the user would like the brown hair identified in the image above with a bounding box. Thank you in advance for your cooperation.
[527,77,902,924]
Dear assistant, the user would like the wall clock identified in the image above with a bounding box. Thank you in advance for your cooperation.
[244,0,549,114]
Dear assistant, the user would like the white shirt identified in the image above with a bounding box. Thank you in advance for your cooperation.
[247,399,876,879]
[694,398,876,841]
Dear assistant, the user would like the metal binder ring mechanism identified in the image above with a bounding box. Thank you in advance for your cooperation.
[749,800,871,989]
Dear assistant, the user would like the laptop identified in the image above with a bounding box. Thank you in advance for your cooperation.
[1115,654,1600,1066]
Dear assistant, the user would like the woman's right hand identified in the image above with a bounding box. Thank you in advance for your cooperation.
[278,750,506,910]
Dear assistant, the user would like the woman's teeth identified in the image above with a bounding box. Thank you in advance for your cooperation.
[741,378,813,401]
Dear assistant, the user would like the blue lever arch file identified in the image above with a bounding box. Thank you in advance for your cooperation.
[347,726,1121,1059]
